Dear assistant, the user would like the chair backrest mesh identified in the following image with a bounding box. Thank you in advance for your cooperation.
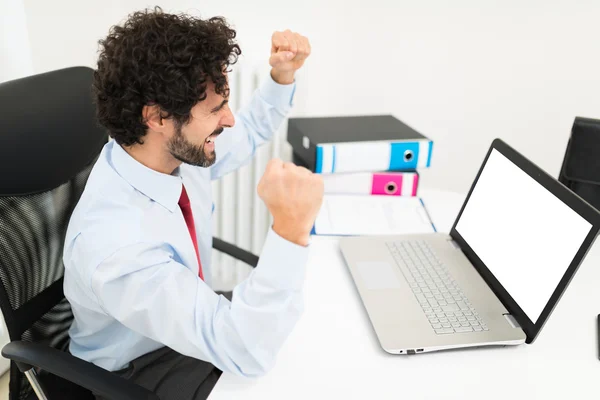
[0,159,97,400]
[0,66,108,400]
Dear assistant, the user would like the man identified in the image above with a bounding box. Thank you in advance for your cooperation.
[63,7,323,399]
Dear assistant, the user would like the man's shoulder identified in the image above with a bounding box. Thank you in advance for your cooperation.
[68,164,145,240]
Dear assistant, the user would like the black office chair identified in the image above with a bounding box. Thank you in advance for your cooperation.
[0,67,259,400]
[558,116,600,212]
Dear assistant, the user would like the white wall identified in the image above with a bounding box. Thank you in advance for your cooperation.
[20,0,600,193]
[0,0,33,82]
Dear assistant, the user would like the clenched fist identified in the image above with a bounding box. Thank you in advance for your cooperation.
[269,30,311,85]
[258,159,324,246]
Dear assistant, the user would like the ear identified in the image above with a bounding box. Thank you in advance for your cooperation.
[142,104,166,132]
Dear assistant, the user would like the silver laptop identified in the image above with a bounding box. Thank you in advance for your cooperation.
[340,138,600,354]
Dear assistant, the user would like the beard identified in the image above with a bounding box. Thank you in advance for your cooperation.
[167,125,223,168]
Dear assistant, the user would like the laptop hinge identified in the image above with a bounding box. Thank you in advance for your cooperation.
[447,239,461,250]
[503,313,522,329]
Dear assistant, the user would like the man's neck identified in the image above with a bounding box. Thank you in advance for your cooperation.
[122,142,181,175]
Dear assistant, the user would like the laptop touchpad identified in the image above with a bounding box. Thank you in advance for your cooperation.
[357,261,402,290]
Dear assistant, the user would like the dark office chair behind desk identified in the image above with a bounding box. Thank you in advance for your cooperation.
[559,116,600,212]
[0,67,259,400]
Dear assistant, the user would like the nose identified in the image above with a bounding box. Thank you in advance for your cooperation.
[221,107,235,128]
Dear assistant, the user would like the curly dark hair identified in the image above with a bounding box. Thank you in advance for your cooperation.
[92,6,241,146]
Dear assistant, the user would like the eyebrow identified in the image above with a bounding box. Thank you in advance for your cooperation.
[210,99,228,113]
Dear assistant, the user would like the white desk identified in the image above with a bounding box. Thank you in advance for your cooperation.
[209,189,600,400]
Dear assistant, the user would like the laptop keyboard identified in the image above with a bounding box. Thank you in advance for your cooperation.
[386,240,489,335]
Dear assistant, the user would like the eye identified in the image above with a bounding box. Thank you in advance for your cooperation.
[210,100,229,114]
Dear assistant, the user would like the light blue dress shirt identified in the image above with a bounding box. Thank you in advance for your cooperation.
[63,75,309,377]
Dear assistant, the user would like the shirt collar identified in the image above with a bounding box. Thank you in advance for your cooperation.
[110,141,182,213]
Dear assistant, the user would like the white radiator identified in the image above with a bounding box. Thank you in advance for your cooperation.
[211,63,297,291]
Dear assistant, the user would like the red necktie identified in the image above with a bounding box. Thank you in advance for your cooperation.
[178,185,204,281]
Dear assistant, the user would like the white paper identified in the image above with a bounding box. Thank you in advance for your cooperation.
[314,195,435,236]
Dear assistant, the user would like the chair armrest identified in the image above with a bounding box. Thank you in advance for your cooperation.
[2,341,159,400]
[212,237,259,268]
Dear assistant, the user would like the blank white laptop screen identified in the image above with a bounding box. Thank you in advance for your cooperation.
[455,149,592,323]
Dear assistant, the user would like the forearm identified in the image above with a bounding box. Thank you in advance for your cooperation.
[210,75,296,180]
[214,228,309,376]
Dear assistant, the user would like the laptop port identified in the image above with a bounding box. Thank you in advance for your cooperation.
[417,349,424,352]
[407,349,416,355]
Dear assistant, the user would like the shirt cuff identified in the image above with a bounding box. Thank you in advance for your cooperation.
[258,73,297,111]
[252,227,309,291]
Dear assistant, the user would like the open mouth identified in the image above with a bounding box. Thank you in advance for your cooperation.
[205,128,223,144]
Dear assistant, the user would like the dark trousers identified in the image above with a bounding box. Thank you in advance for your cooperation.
[97,346,222,400]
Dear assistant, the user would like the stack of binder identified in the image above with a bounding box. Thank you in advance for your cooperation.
[288,114,433,197]
[287,115,435,236]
